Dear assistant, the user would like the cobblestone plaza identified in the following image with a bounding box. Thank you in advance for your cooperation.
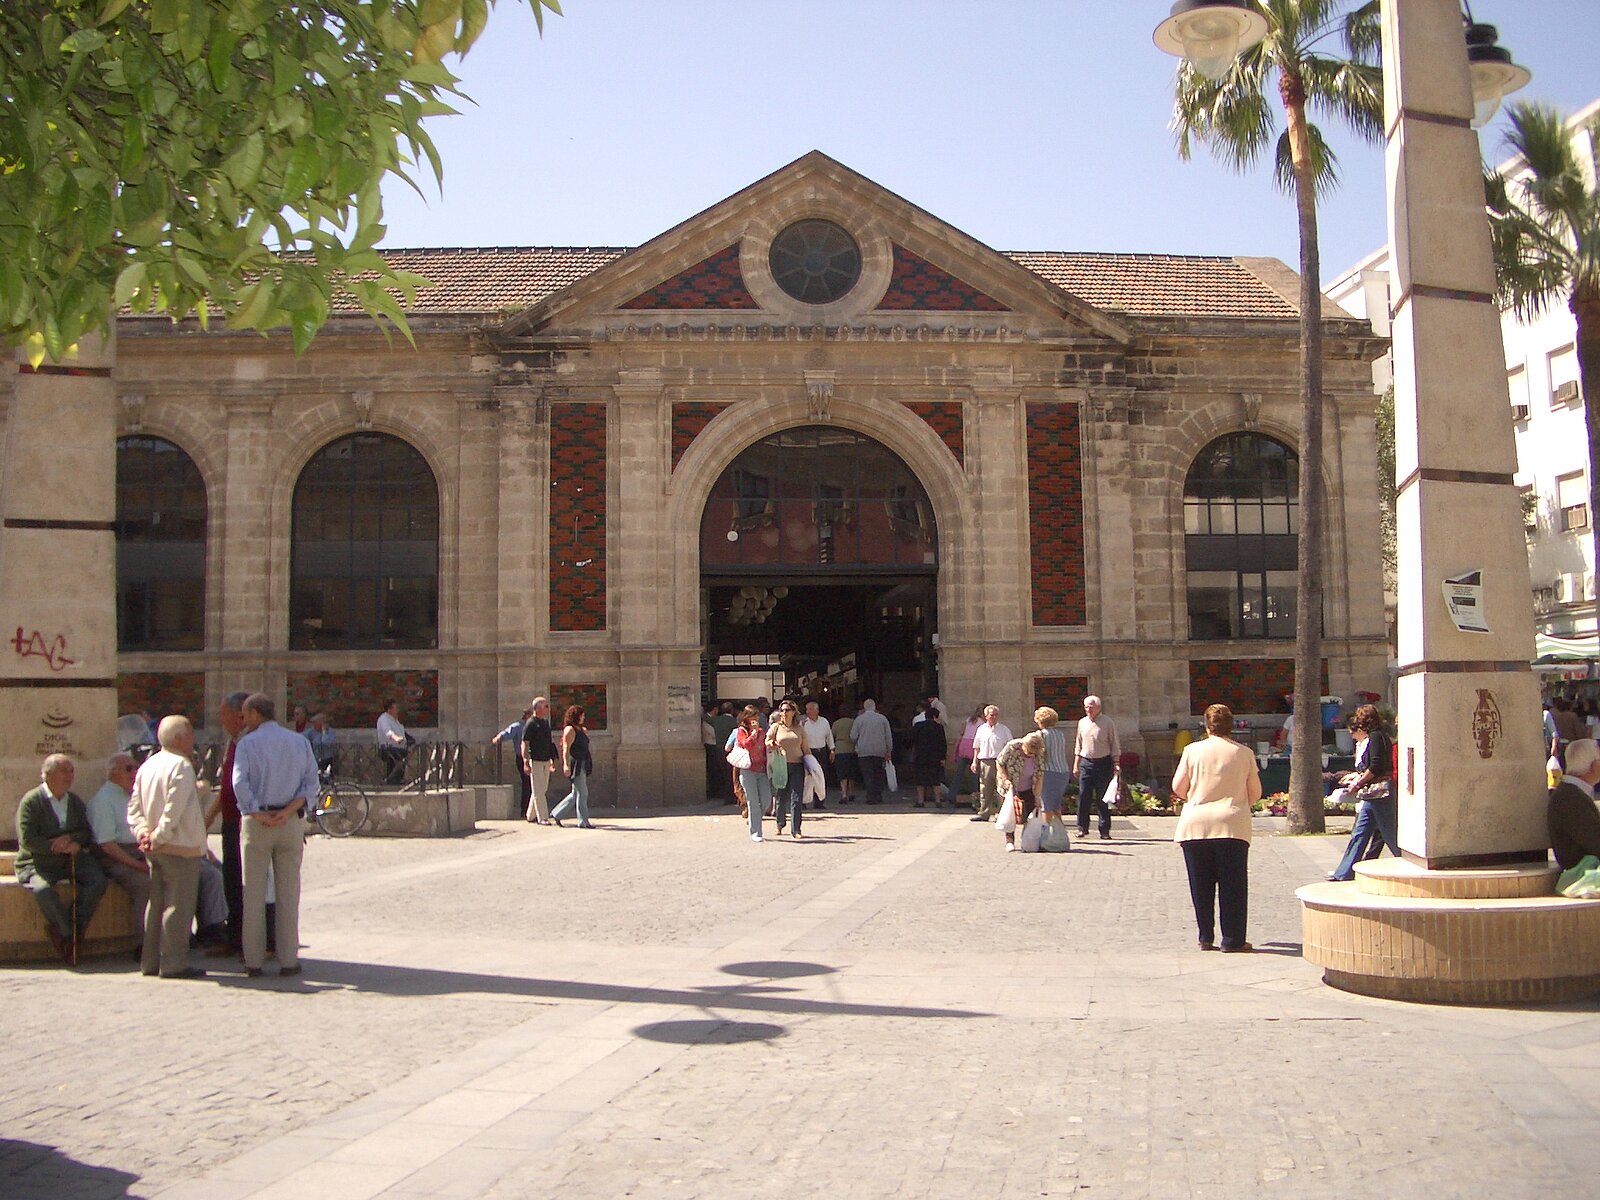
[4,809,1596,1198]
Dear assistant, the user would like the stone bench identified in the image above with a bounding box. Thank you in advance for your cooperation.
[362,788,478,837]
[0,850,140,964]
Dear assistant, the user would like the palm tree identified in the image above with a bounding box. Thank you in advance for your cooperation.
[1171,0,1383,835]
[1487,103,1600,623]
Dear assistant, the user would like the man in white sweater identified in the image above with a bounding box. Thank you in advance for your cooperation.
[128,715,209,980]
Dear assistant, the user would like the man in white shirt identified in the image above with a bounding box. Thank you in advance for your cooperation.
[128,716,210,979]
[970,706,1012,821]
[800,700,835,810]
[376,699,410,785]
[1073,694,1121,840]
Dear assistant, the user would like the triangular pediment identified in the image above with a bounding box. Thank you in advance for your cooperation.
[496,152,1131,343]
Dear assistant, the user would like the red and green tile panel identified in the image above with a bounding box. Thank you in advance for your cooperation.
[619,245,758,310]
[287,670,440,728]
[549,402,608,632]
[549,682,608,731]
[1187,659,1329,716]
[1033,676,1091,721]
[903,401,964,466]
[671,401,732,470]
[117,673,207,728]
[876,245,1009,312]
[1025,402,1086,626]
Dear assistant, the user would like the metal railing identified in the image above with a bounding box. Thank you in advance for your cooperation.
[198,739,515,790]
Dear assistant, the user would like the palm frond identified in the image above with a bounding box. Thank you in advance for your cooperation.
[1273,123,1340,197]
[1343,0,1382,64]
[1171,52,1279,172]
[1300,55,1383,145]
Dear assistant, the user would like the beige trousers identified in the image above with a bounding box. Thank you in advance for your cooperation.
[143,852,200,977]
[243,814,304,969]
[526,760,554,823]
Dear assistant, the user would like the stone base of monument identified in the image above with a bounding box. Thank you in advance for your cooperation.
[475,784,518,821]
[1298,859,1600,1004]
[364,788,478,837]
[0,851,140,964]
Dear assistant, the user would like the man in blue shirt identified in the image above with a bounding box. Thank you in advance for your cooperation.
[232,693,320,978]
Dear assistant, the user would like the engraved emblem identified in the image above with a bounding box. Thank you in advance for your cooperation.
[41,709,73,730]
[1471,688,1501,759]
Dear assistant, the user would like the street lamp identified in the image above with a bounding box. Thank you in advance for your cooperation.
[1463,9,1532,127]
[1152,0,1268,82]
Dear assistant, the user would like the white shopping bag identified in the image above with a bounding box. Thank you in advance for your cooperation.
[884,760,898,793]
[1019,812,1045,852]
[1101,776,1120,812]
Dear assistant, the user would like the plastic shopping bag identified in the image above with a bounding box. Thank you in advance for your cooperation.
[884,760,898,794]
[768,753,788,790]
[1040,815,1071,853]
[1019,812,1045,852]
[1558,854,1600,898]
[1101,775,1120,814]
[994,790,1019,834]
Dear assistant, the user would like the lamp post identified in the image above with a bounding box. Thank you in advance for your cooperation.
[1158,2,1600,1003]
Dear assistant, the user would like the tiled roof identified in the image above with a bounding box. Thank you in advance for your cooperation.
[344,245,1302,321]
[1003,251,1300,319]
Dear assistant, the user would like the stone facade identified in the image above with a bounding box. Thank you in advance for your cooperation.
[69,154,1390,809]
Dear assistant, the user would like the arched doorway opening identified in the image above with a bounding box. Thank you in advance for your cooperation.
[699,426,938,716]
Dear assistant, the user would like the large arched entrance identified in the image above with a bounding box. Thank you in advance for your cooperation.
[699,426,938,713]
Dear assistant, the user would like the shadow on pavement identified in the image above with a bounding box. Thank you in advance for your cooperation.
[722,960,837,978]
[633,1018,786,1044]
[251,958,990,1022]
[0,1139,140,1200]
[1253,942,1304,957]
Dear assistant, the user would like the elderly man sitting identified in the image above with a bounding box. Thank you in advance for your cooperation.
[14,754,108,965]
[1549,737,1600,871]
[86,752,151,953]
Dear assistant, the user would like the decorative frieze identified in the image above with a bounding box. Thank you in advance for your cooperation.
[549,403,608,631]
[903,401,964,465]
[548,682,608,731]
[287,669,440,727]
[1025,402,1086,626]
[117,672,207,727]
[1187,658,1329,716]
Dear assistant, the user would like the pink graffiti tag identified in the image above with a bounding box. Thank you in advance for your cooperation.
[12,627,76,672]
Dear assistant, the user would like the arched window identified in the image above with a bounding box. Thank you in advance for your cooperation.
[116,436,207,650]
[1184,433,1299,640]
[290,433,438,650]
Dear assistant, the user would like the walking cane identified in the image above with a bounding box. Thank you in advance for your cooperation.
[69,848,78,967]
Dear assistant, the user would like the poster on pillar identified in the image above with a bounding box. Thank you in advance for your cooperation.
[1441,570,1488,634]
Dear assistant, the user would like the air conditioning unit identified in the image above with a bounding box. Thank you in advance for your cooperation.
[1589,576,1597,601]
[1511,402,1531,421]
[1555,380,1581,405]
[1556,573,1578,602]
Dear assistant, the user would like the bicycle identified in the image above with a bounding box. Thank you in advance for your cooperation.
[309,767,371,837]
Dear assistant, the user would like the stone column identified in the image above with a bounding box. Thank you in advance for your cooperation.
[967,386,1027,719]
[217,400,274,661]
[1,335,120,826]
[453,395,501,738]
[612,372,699,806]
[1385,0,1544,866]
[493,385,545,713]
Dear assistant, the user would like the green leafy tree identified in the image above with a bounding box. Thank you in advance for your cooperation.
[1171,0,1383,835]
[0,0,560,361]
[1488,102,1600,609]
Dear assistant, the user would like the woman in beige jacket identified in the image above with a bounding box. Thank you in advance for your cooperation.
[1170,703,1262,953]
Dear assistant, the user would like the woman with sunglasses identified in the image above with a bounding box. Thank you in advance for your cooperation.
[767,701,810,839]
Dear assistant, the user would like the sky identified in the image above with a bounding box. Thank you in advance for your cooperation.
[377,1,1600,280]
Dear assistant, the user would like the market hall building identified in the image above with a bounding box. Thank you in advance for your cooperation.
[103,153,1388,805]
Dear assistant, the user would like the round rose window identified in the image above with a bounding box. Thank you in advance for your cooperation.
[768,220,861,305]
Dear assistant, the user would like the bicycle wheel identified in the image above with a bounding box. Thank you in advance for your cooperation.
[314,779,371,838]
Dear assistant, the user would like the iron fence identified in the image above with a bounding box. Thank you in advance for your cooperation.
[195,739,516,790]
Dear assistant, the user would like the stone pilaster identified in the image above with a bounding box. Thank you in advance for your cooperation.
[217,399,274,658]
[1,334,119,825]
[493,385,546,713]
[1384,0,1544,866]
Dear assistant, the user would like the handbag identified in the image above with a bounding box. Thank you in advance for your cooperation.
[726,745,752,771]
[1040,815,1071,853]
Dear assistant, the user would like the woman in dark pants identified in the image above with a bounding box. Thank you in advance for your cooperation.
[766,701,809,839]
[1170,703,1262,952]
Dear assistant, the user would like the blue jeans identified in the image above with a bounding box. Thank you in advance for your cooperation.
[1331,795,1398,880]
[551,769,590,826]
[1077,757,1114,837]
[776,764,805,835]
[740,770,774,837]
